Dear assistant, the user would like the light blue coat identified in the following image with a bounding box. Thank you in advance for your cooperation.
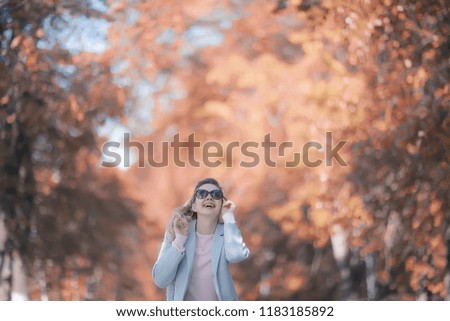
[152,219,250,300]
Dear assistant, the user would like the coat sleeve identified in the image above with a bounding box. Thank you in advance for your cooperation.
[152,231,185,288]
[223,223,250,263]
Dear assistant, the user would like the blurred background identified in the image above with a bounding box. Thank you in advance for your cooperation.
[0,0,448,301]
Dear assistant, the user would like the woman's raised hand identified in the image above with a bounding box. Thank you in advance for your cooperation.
[218,200,235,224]
[172,211,191,236]
[221,200,236,214]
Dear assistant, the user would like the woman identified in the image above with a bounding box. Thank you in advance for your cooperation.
[152,178,250,301]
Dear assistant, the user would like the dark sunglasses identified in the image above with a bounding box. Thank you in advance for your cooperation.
[195,189,223,200]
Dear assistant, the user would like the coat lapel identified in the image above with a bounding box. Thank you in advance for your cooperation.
[184,220,197,282]
[211,223,224,275]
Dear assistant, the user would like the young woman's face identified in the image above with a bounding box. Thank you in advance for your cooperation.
[192,183,223,218]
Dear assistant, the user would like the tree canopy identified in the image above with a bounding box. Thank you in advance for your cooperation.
[0,0,448,300]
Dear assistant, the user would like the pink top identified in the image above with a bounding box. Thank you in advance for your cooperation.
[184,232,218,301]
[170,213,236,300]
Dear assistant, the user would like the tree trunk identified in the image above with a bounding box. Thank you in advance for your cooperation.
[330,224,352,299]
[365,253,377,300]
[0,210,11,300]
[11,250,28,300]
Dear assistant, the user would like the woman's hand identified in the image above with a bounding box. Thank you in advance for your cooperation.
[219,200,236,223]
[170,206,191,235]
[173,212,190,236]
[167,208,191,239]
[222,200,236,214]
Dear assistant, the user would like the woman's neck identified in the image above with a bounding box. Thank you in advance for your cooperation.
[196,216,217,235]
